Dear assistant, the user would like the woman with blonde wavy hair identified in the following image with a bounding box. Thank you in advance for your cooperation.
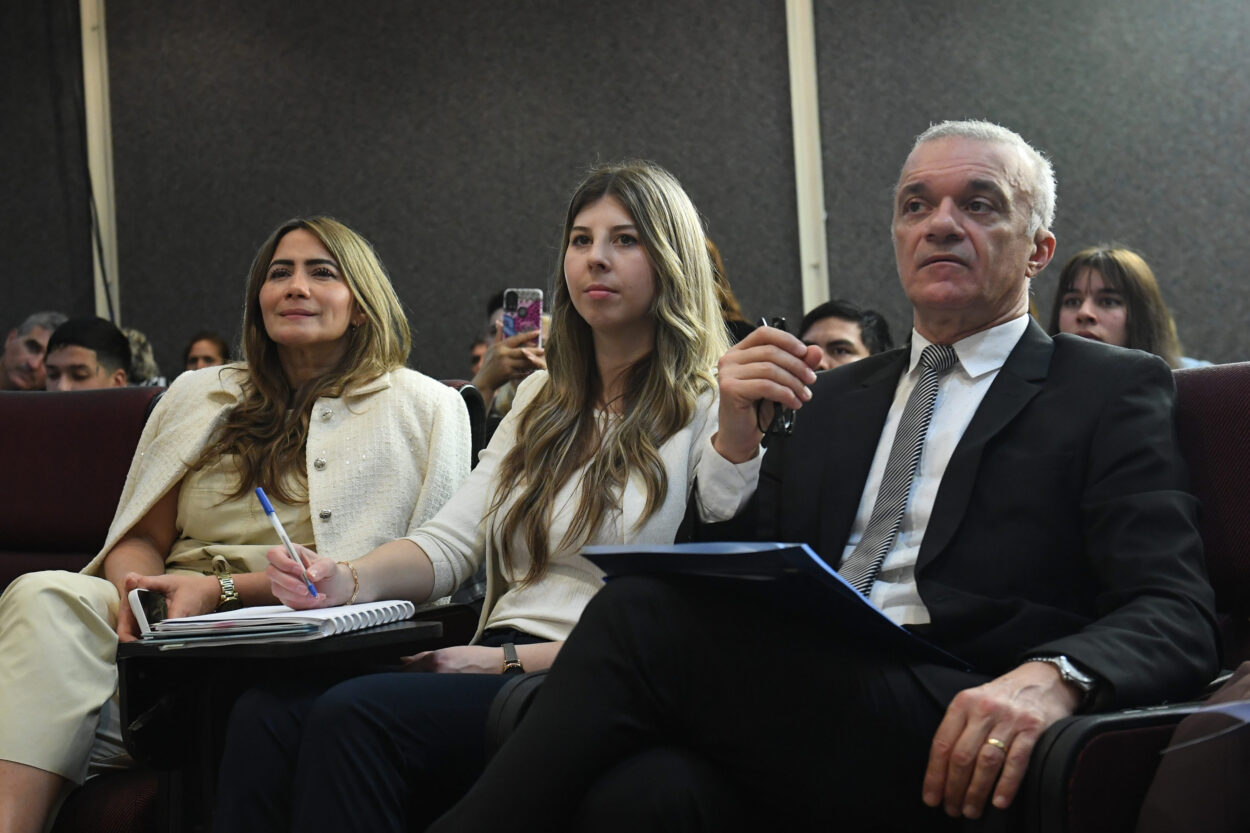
[0,216,470,833]
[214,162,765,832]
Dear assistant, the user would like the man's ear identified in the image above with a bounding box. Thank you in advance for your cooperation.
[1026,230,1057,278]
[110,368,128,387]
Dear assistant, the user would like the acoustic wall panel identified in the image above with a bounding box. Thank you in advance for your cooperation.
[3,0,95,332]
[815,0,1250,363]
[106,1,798,379]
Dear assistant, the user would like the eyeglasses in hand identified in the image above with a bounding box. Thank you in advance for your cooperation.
[755,317,796,436]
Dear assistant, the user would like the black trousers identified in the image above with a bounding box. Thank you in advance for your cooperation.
[430,575,976,833]
[212,631,545,833]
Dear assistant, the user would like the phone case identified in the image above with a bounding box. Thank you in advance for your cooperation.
[128,587,167,635]
[502,288,543,345]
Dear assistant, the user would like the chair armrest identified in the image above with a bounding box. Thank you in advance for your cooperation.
[441,380,486,468]
[485,669,549,757]
[1002,703,1208,833]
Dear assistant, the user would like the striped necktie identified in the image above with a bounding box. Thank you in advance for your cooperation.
[839,343,960,596]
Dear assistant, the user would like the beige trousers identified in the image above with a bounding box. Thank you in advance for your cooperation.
[0,571,132,784]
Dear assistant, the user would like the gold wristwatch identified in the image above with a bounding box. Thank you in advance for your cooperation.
[213,561,242,612]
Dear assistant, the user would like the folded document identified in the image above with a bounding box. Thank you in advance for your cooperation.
[581,541,970,670]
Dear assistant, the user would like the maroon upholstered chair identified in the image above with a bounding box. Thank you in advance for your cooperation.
[0,388,168,833]
[51,769,171,833]
[1175,362,1250,663]
[0,387,163,589]
[997,361,1250,833]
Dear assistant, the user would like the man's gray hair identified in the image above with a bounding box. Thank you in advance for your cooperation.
[16,311,67,336]
[912,120,1056,236]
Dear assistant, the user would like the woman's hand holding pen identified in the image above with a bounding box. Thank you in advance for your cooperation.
[266,544,349,609]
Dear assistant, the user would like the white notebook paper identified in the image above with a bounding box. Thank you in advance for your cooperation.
[140,599,416,644]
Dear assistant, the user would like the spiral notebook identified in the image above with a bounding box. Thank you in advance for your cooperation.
[139,599,416,646]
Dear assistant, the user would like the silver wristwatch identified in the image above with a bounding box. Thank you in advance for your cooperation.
[1025,654,1097,709]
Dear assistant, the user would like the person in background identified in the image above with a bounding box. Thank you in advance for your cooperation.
[799,298,895,369]
[44,317,131,390]
[471,289,545,423]
[123,327,166,387]
[1047,245,1209,368]
[469,335,487,376]
[212,160,763,833]
[0,311,66,391]
[0,216,470,833]
[182,330,231,371]
[706,238,755,343]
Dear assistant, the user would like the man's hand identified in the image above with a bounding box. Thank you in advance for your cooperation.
[922,661,1081,819]
[712,325,821,463]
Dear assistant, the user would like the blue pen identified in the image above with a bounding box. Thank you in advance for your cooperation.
[254,487,318,598]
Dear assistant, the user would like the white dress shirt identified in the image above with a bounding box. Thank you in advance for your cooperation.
[838,314,1030,625]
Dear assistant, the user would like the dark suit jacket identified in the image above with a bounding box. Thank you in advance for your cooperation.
[736,319,1219,709]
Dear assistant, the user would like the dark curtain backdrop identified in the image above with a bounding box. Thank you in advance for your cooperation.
[3,0,95,331]
[814,0,1250,364]
[104,0,798,380]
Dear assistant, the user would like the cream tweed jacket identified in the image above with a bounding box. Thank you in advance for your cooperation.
[82,363,470,576]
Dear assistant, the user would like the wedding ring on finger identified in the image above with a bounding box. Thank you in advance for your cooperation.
[984,737,1008,753]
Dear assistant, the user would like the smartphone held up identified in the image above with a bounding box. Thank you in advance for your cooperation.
[502,288,544,347]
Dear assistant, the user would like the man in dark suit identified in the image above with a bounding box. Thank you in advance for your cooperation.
[430,121,1220,832]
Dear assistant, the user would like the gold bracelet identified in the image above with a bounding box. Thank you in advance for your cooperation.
[337,560,359,605]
